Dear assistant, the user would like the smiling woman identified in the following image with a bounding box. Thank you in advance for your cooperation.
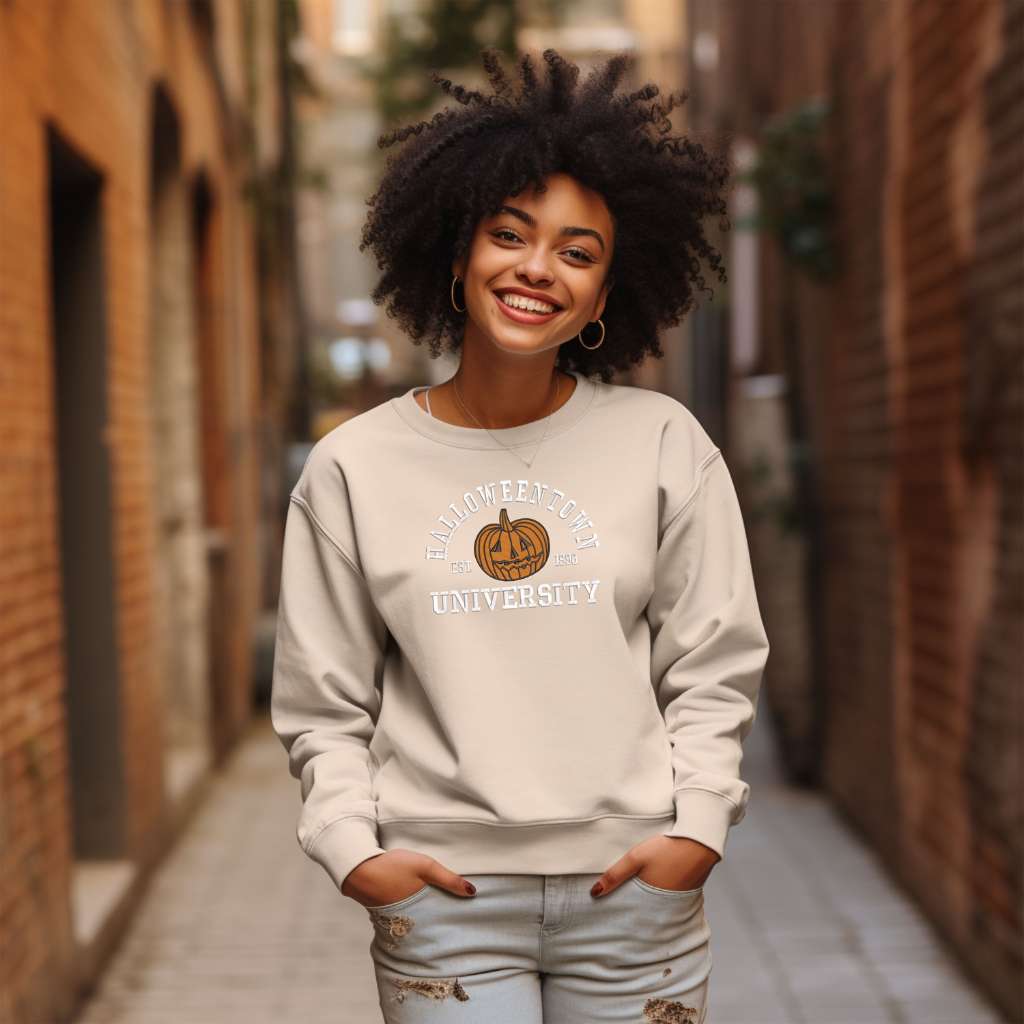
[358,47,731,383]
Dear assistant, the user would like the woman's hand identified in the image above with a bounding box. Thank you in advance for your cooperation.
[340,848,477,907]
[590,835,720,897]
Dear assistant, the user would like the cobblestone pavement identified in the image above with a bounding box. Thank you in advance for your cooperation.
[74,711,1005,1024]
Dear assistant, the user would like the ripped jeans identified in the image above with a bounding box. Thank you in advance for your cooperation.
[364,873,712,1023]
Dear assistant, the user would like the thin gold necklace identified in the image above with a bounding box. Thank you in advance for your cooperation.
[450,372,561,468]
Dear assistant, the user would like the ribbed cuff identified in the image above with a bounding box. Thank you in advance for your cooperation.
[305,816,387,890]
[661,788,737,861]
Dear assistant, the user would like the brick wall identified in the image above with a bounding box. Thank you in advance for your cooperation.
[720,0,1023,1017]
[0,4,285,1021]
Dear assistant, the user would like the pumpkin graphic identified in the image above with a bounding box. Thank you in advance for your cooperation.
[474,507,550,581]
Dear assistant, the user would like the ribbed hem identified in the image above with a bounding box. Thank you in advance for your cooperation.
[304,816,387,890]
[377,813,676,875]
[661,788,738,861]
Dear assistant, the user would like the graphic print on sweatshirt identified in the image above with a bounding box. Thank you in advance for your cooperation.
[425,476,600,617]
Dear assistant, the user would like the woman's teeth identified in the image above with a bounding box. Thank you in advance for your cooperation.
[499,293,558,314]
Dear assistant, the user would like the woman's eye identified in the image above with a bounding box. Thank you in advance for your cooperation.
[565,246,596,263]
[493,229,520,242]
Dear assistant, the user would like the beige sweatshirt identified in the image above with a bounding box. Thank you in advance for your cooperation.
[270,370,769,892]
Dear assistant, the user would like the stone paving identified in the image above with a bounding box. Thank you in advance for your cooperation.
[74,711,1006,1024]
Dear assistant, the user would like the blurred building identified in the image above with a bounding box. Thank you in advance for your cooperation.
[292,0,416,437]
[0,4,303,1022]
[706,0,1023,1018]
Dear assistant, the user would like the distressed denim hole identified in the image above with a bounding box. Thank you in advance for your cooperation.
[642,996,700,1022]
[390,976,471,1004]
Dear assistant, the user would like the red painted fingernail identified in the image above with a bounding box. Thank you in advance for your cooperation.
[591,882,603,896]
[464,882,476,895]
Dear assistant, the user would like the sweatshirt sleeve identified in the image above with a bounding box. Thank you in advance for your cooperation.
[646,446,770,861]
[269,484,389,891]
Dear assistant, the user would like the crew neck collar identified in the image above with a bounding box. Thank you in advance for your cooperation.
[390,369,597,450]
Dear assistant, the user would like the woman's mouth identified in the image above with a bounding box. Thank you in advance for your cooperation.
[493,291,562,324]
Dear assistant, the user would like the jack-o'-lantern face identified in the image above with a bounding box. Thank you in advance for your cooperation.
[474,507,550,581]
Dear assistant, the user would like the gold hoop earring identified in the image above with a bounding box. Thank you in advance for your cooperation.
[577,319,605,350]
[451,275,466,313]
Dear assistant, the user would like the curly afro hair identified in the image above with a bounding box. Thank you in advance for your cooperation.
[359,47,731,382]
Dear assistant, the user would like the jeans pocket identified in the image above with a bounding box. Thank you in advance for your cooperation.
[629,875,704,899]
[364,883,432,913]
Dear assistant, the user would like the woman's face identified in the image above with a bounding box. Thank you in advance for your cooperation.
[452,172,615,358]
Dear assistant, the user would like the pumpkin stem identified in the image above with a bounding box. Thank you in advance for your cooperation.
[498,507,517,555]
[488,508,510,556]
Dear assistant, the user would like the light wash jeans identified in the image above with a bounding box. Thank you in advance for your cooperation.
[364,872,712,1023]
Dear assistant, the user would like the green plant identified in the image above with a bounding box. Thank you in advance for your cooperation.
[358,0,525,127]
[734,96,838,282]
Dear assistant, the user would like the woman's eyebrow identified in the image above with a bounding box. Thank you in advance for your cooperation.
[497,205,605,253]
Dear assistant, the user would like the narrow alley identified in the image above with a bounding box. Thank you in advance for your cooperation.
[72,712,1003,1024]
[4,5,1021,1023]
